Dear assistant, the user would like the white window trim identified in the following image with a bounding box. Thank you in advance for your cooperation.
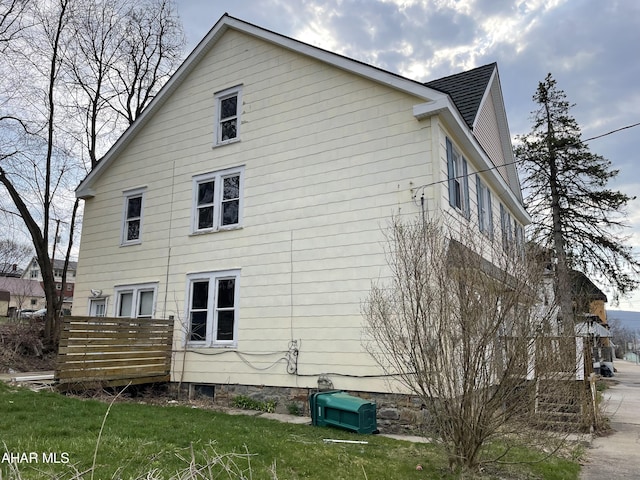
[446,137,470,218]
[213,85,242,147]
[185,269,240,348]
[476,175,493,237]
[88,297,108,317]
[120,187,146,246]
[113,282,158,318]
[500,204,514,252]
[191,165,245,234]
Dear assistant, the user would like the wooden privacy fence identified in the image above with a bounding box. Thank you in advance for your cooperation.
[56,316,174,389]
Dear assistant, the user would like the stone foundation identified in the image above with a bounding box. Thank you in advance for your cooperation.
[175,382,432,435]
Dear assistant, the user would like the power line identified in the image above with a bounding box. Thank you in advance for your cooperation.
[412,121,640,196]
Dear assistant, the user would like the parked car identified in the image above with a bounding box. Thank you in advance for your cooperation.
[17,309,36,319]
[31,308,47,319]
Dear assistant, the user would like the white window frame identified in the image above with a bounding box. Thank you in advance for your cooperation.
[500,204,514,252]
[191,166,244,234]
[214,85,242,146]
[89,298,108,317]
[121,187,146,246]
[113,282,158,319]
[185,269,240,348]
[446,137,470,218]
[476,175,493,237]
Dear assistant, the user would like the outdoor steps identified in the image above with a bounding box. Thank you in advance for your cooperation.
[532,380,586,431]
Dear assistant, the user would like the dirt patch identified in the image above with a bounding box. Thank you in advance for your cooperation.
[0,322,56,373]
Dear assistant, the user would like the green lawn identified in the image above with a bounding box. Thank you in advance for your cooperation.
[0,382,580,479]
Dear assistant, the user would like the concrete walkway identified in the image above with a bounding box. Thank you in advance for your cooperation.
[580,359,640,479]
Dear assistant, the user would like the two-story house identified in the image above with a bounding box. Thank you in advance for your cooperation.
[73,15,529,402]
[22,257,76,312]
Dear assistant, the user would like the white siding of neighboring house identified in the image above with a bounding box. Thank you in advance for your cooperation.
[74,29,440,393]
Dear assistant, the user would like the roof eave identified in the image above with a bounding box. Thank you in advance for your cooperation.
[76,14,447,199]
[414,98,530,226]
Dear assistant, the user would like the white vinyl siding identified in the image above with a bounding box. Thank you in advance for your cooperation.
[72,28,479,393]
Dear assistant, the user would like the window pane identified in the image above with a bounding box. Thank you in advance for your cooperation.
[127,196,142,218]
[190,312,207,341]
[138,290,154,317]
[127,219,140,240]
[198,206,214,229]
[119,292,133,317]
[198,181,214,205]
[217,279,235,308]
[221,120,237,141]
[220,96,237,119]
[192,281,209,309]
[223,176,239,200]
[221,200,239,225]
[216,310,234,341]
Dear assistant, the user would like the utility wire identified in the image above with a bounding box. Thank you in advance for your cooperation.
[412,121,640,196]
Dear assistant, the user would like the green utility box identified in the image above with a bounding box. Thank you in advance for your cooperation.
[309,390,377,434]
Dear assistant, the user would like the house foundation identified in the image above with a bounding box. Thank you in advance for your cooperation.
[173,382,432,435]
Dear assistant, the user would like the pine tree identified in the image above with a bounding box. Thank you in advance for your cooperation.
[516,74,639,328]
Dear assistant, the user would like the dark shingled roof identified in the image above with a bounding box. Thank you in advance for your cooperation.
[425,63,496,129]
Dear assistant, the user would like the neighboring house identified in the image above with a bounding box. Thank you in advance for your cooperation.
[0,277,46,317]
[571,270,613,371]
[0,290,9,316]
[73,15,529,397]
[22,257,76,312]
[0,263,23,278]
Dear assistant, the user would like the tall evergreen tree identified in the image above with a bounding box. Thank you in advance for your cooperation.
[516,74,639,328]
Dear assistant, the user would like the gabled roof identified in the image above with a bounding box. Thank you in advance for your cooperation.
[74,14,528,223]
[571,270,608,302]
[0,277,45,297]
[425,63,497,129]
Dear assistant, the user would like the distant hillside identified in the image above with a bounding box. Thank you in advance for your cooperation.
[607,310,640,332]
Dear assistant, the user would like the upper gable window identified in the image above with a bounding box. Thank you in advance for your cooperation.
[121,187,146,246]
[446,138,470,218]
[214,86,242,146]
[192,166,244,234]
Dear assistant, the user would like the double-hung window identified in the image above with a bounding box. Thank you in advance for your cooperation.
[514,223,525,258]
[121,188,145,245]
[446,138,470,218]
[114,283,157,318]
[214,86,242,145]
[192,166,244,233]
[186,270,240,347]
[500,204,514,252]
[476,175,493,237]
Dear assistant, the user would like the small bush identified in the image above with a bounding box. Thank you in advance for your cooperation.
[232,395,277,413]
[287,402,302,416]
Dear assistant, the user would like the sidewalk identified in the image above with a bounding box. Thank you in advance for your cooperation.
[580,359,640,479]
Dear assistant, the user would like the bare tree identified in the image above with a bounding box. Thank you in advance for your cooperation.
[0,238,32,274]
[0,0,183,347]
[363,215,560,472]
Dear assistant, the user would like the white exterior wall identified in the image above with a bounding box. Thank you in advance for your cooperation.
[74,29,438,393]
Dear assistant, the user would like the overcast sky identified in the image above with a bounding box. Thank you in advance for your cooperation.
[174,0,640,311]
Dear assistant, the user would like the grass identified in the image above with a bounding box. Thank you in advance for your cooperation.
[0,382,581,479]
